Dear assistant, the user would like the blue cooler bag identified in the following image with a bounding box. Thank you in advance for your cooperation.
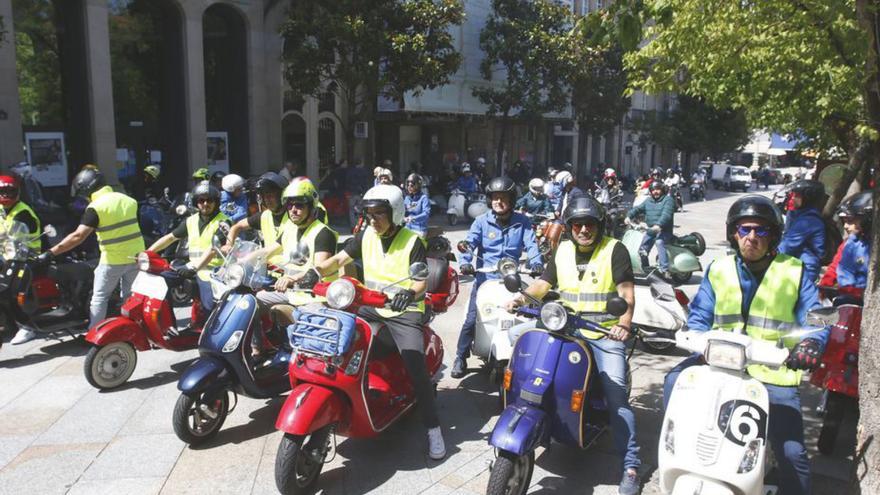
[288,306,357,356]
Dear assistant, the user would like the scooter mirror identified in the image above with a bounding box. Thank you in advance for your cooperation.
[497,257,518,276]
[456,240,471,254]
[289,240,310,266]
[409,262,429,281]
[503,273,522,293]
[605,296,629,317]
[42,224,57,238]
[806,306,839,327]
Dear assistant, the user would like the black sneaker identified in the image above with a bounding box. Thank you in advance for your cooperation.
[450,357,467,379]
[619,470,640,495]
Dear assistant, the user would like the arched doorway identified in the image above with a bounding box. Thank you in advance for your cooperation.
[109,0,187,195]
[203,4,249,175]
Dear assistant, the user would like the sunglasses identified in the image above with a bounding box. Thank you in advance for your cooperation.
[736,225,771,238]
[571,221,597,230]
[286,200,309,210]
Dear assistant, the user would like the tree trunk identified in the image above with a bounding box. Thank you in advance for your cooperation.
[822,138,872,218]
[852,0,880,493]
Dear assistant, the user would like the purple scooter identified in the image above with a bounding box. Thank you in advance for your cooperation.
[485,272,629,495]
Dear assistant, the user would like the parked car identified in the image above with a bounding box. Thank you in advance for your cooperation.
[721,166,752,192]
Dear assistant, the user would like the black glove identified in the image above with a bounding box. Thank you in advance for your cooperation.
[35,251,55,266]
[177,267,197,279]
[785,338,822,371]
[459,263,475,276]
[298,268,320,289]
[456,241,471,254]
[529,263,544,276]
[390,289,416,312]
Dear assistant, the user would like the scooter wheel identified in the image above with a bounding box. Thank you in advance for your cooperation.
[83,342,138,390]
[275,427,332,495]
[172,391,229,445]
[447,213,458,226]
[486,450,534,495]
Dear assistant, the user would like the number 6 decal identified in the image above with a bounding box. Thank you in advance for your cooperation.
[718,400,767,446]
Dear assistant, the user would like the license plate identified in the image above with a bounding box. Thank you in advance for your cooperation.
[500,319,514,330]
[131,272,168,300]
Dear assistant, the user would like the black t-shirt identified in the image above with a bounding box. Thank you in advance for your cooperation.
[80,207,99,228]
[12,209,38,233]
[541,241,634,287]
[344,228,426,266]
[171,214,231,244]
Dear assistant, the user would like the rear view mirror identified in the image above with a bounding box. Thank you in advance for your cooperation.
[503,273,522,293]
[409,262,429,281]
[605,296,629,317]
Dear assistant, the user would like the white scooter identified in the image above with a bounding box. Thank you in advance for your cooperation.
[658,290,833,495]
[447,189,488,225]
[632,271,689,352]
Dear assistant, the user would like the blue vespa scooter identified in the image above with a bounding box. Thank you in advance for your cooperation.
[172,239,292,446]
[485,272,629,495]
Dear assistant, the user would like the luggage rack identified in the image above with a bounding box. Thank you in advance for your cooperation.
[288,307,348,359]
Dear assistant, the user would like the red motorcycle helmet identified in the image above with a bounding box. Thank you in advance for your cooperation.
[0,175,20,208]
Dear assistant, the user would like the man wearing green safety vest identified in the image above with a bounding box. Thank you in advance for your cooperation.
[147,182,230,312]
[287,184,447,461]
[252,178,337,357]
[224,172,289,262]
[36,168,145,337]
[505,196,642,495]
[0,175,40,251]
[663,195,828,495]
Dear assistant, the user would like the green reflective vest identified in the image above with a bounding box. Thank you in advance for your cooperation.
[280,219,338,305]
[89,186,144,265]
[2,201,41,250]
[362,226,425,318]
[555,237,621,339]
[260,209,289,265]
[186,211,229,281]
[708,253,804,386]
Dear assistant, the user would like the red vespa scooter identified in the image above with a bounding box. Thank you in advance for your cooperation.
[809,298,862,455]
[83,250,205,390]
[273,262,454,495]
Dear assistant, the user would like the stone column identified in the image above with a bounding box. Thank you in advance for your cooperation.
[83,0,117,179]
[0,0,24,166]
[242,3,269,174]
[304,96,319,179]
[181,3,207,175]
[263,19,285,173]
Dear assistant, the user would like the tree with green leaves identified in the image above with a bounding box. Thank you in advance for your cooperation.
[473,0,575,170]
[280,0,464,164]
[571,43,630,140]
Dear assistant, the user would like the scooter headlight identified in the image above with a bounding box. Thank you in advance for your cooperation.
[175,204,188,216]
[663,418,675,454]
[705,340,746,370]
[326,279,356,309]
[737,439,762,473]
[222,330,244,353]
[136,252,151,272]
[3,240,19,260]
[224,263,245,288]
[540,302,568,331]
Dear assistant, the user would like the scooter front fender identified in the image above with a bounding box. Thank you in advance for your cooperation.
[178,356,231,395]
[489,405,547,456]
[668,246,702,272]
[276,384,348,436]
[666,474,736,495]
[490,328,513,362]
[86,316,150,352]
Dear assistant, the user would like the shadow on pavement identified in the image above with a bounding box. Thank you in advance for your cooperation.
[102,356,199,393]
[191,396,286,449]
[0,334,88,369]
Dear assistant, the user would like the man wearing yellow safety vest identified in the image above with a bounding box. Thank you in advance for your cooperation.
[36,168,145,336]
[505,196,642,495]
[0,175,41,251]
[288,184,447,460]
[224,172,289,258]
[147,182,230,313]
[252,179,337,356]
[663,195,827,495]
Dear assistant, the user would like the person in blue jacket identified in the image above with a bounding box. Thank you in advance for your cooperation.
[819,190,872,301]
[515,178,554,219]
[404,173,431,238]
[778,180,827,283]
[219,173,248,222]
[663,195,826,495]
[626,181,675,278]
[452,163,479,194]
[451,176,543,378]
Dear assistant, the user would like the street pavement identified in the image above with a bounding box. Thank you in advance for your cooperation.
[0,183,855,494]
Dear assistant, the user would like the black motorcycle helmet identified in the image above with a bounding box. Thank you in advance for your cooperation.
[406,173,423,190]
[650,168,662,179]
[837,190,873,235]
[255,171,288,194]
[726,195,785,253]
[649,180,667,195]
[71,167,106,199]
[485,176,517,202]
[191,181,221,210]
[787,179,826,209]
[563,196,606,239]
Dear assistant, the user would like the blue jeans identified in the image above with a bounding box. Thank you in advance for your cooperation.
[455,277,484,359]
[664,355,810,495]
[588,338,641,471]
[639,230,672,271]
[90,263,138,327]
[196,278,216,312]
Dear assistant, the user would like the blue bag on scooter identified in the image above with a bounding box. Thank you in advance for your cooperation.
[287,306,356,356]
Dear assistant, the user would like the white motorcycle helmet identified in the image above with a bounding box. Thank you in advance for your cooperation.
[221,173,245,193]
[460,163,472,173]
[362,184,405,225]
[528,178,545,195]
[555,170,574,185]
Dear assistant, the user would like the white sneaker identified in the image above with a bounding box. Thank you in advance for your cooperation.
[427,426,446,460]
[11,328,38,345]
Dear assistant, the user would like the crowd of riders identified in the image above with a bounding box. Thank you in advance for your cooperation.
[0,154,870,495]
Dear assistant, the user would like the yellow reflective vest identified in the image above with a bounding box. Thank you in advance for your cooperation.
[2,201,41,250]
[186,211,229,281]
[555,237,622,339]
[260,209,289,265]
[362,226,425,318]
[89,186,144,265]
[708,253,804,386]
[280,218,338,305]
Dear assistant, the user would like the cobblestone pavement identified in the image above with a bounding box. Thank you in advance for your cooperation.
[0,183,854,494]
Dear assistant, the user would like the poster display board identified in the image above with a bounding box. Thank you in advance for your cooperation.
[207,132,229,174]
[25,132,68,186]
